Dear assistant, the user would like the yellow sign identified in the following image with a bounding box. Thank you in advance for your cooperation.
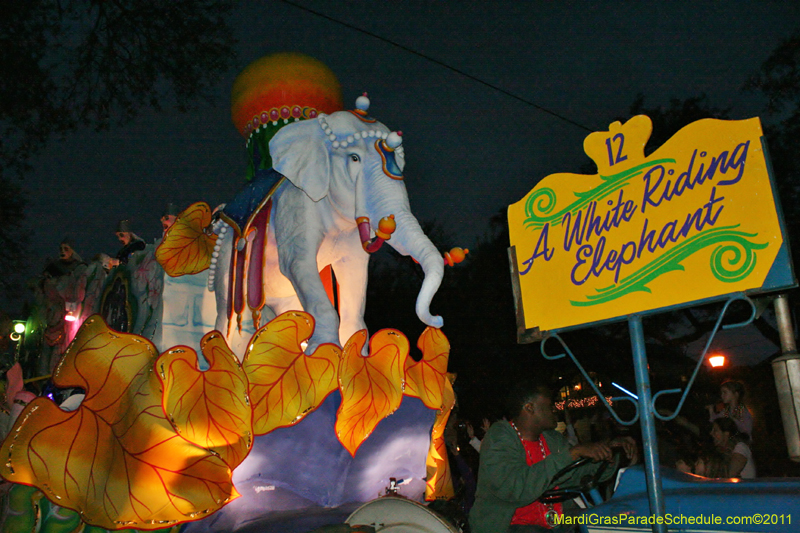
[508,116,790,333]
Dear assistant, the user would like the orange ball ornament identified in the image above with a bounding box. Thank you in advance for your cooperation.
[444,247,469,267]
[377,215,396,237]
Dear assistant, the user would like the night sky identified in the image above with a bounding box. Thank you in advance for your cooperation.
[19,1,800,298]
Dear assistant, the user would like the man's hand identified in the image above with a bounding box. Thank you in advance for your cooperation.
[569,442,613,462]
[609,436,639,465]
[570,437,638,464]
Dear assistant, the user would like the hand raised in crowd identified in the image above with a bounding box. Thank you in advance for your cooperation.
[466,418,492,441]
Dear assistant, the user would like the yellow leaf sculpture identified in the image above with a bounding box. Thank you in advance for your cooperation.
[244,312,340,435]
[404,327,451,409]
[156,202,217,277]
[157,332,253,470]
[336,329,408,457]
[0,316,238,530]
[425,373,456,501]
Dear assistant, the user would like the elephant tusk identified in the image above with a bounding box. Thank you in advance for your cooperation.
[357,215,395,253]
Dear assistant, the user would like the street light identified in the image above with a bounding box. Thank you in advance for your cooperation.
[10,321,25,341]
[10,320,26,362]
[709,354,726,368]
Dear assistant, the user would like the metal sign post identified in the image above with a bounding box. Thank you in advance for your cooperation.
[539,295,759,533]
[629,314,666,533]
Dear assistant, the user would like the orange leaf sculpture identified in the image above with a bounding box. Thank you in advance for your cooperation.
[156,202,217,277]
[404,327,451,409]
[425,373,456,501]
[244,312,340,435]
[336,329,408,457]
[157,332,253,470]
[0,316,238,530]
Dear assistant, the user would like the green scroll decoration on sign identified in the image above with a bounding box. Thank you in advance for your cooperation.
[571,225,767,307]
[523,159,675,230]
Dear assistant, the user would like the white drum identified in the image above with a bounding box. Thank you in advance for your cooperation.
[346,497,460,533]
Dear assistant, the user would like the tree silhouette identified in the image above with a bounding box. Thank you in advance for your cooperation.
[745,29,800,271]
[0,0,236,305]
[0,176,28,303]
[0,0,237,178]
[626,94,732,155]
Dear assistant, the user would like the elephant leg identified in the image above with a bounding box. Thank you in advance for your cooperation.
[275,198,340,354]
[283,257,341,354]
[265,293,303,317]
[329,238,370,355]
[262,222,305,322]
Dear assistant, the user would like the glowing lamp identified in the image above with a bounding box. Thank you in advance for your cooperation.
[13,322,25,334]
[65,301,79,322]
[709,355,726,368]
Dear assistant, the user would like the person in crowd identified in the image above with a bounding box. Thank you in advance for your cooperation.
[694,448,731,478]
[469,378,637,533]
[466,417,492,452]
[706,380,752,439]
[711,417,755,478]
[561,409,579,447]
[437,410,478,526]
[673,446,698,474]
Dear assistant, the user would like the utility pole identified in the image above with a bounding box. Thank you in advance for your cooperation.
[771,293,800,461]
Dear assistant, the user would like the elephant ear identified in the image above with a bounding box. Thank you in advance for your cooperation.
[269,118,331,202]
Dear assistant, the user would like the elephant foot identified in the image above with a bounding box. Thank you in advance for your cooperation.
[304,332,341,357]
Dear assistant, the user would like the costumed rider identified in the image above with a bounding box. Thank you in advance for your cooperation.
[37,238,89,374]
[469,379,638,533]
[106,219,146,269]
[43,238,86,278]
[160,203,179,237]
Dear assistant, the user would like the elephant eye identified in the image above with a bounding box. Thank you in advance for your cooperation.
[350,154,361,162]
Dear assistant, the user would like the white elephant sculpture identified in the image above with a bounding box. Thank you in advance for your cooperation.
[206,96,445,355]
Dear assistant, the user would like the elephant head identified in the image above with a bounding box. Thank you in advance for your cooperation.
[268,96,444,335]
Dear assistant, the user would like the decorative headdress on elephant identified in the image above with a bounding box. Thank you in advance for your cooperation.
[230,52,344,181]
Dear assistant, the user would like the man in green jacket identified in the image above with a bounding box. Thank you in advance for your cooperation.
[469,379,637,532]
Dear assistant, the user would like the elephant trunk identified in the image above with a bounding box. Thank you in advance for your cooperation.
[388,211,444,329]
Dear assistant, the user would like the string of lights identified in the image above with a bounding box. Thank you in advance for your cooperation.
[554,396,614,411]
